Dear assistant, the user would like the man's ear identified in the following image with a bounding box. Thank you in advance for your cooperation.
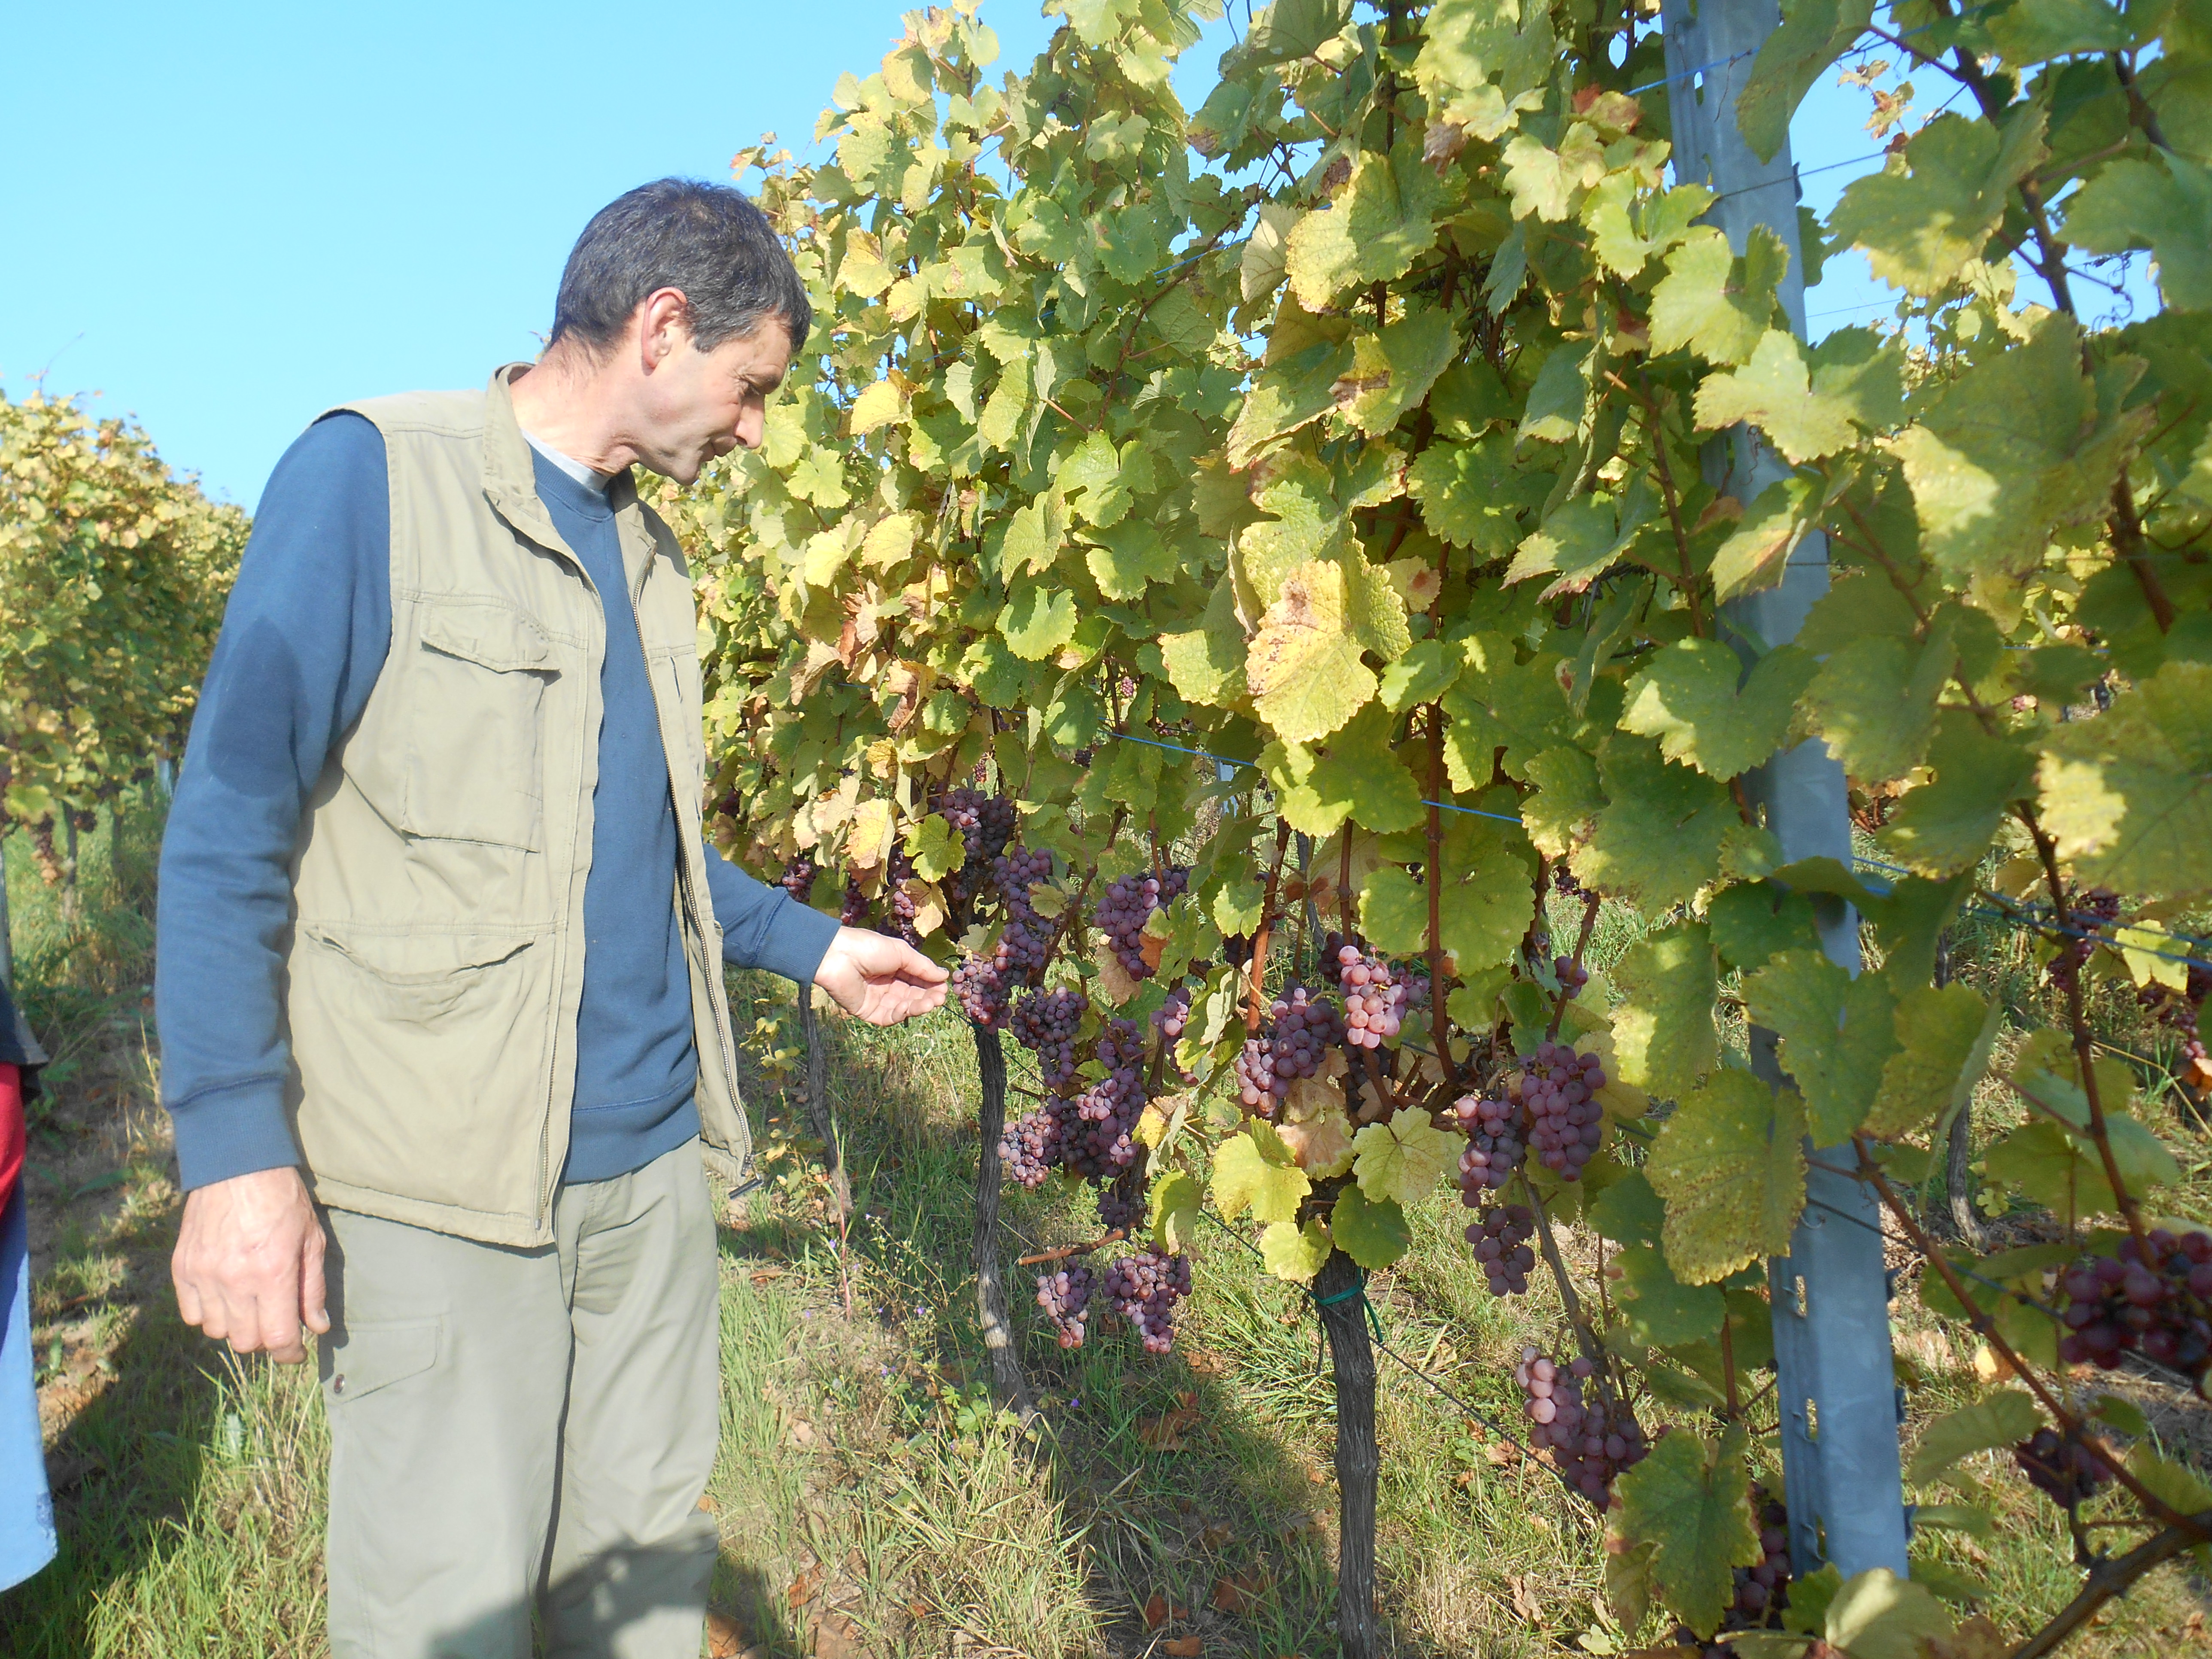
[637,289,691,372]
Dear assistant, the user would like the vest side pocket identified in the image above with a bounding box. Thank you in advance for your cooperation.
[400,602,556,851]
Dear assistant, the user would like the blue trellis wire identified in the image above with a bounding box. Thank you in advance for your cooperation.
[1097,727,2212,978]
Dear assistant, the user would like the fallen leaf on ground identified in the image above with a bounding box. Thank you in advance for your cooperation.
[748,1267,785,1287]
[785,1560,824,1609]
[1509,1574,1544,1623]
[1142,1592,1192,1629]
[787,1418,817,1448]
[1197,1520,1235,1551]
[696,1492,717,1513]
[811,1611,863,1659]
[1212,1568,1272,1615]
[704,1608,748,1658]
[1138,1391,1201,1452]
[1183,1349,1229,1376]
[1164,1638,1203,1658]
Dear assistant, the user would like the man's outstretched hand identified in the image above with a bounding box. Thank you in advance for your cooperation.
[173,1166,329,1364]
[813,926,949,1025]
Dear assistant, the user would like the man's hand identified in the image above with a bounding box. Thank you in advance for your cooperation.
[172,1166,329,1364]
[812,927,949,1025]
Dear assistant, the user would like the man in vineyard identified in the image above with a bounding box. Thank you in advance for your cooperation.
[153,178,944,1658]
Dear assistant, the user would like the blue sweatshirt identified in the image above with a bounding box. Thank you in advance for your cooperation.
[155,412,837,1191]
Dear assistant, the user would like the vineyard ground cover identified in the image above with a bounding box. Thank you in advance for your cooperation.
[0,809,2202,1653]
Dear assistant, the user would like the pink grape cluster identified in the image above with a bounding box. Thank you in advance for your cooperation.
[1553,955,1588,998]
[933,787,1018,913]
[1034,1264,1094,1349]
[1466,1204,1536,1296]
[1516,1348,1647,1502]
[1234,988,1344,1115]
[1731,1493,1793,1623]
[1335,945,1407,1048]
[1001,1018,1147,1188]
[1103,1246,1193,1354]
[1453,1090,1527,1193]
[1516,1042,1607,1180]
[1011,987,1088,1093]
[2056,1228,2212,1384]
[951,846,1057,1028]
[1094,866,1190,978]
[779,855,817,904]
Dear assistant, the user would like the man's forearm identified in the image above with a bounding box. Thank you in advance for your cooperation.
[701,844,840,983]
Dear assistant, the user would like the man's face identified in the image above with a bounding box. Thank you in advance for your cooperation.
[636,318,794,484]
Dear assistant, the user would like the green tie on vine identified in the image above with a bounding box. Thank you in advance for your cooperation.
[656,1,2212,1653]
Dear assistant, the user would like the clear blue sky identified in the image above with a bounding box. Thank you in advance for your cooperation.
[1,0,2057,510]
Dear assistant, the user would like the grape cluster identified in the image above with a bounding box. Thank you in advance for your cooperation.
[779,855,818,904]
[2047,887,2122,992]
[1152,984,1192,1049]
[1553,864,1589,899]
[1466,1204,1536,1296]
[1233,988,1345,1115]
[1515,1348,1646,1502]
[999,1106,1057,1188]
[1062,1018,1147,1179]
[1730,1494,1793,1623]
[1095,867,1190,978]
[1011,987,1088,1092]
[952,846,1058,1029]
[934,787,1018,913]
[1035,1264,1095,1349]
[1335,945,1407,1048]
[2056,1229,2212,1384]
[839,875,869,927]
[1104,1247,1193,1355]
[1096,1169,1144,1234]
[1453,1090,1527,1193]
[1553,955,1588,998]
[882,848,922,945]
[2140,963,2212,1091]
[1516,1042,1607,1180]
[2014,1428,2113,1507]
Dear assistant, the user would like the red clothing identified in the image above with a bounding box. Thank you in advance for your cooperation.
[0,1064,22,1209]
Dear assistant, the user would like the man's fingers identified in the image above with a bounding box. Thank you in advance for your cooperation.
[301,1228,332,1337]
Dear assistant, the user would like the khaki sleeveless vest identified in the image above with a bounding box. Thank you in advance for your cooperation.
[282,366,747,1246]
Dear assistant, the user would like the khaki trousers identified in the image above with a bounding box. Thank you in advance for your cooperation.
[319,1139,722,1659]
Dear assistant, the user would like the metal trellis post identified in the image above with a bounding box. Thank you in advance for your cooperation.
[1657,0,1912,1581]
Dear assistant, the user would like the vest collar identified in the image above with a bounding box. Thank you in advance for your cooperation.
[482,365,660,593]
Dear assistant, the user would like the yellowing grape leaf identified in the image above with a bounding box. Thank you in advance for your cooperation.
[1710,473,1822,602]
[1620,638,1815,780]
[1647,1067,1807,1284]
[1245,559,1375,741]
[1211,1126,1312,1225]
[1351,1107,1458,1207]
[1226,337,1356,468]
[1506,486,1651,600]
[1158,576,1247,708]
[1609,1422,1761,1640]
[1085,520,1179,601]
[1829,107,2047,298]
[902,812,965,883]
[1878,711,2037,877]
[1283,141,1448,309]
[1611,922,1719,1099]
[1000,579,1079,662]
[1744,949,1899,1145]
[1329,1184,1412,1270]
[1864,983,2001,1139]
[1340,306,1458,437]
[1577,736,1736,911]
[2038,660,2212,899]
[849,378,908,436]
[1262,1217,1334,1282]
[1693,330,1859,462]
[1520,744,1604,860]
[1278,1103,1356,1176]
[1150,1167,1202,1255]
[1648,226,1787,366]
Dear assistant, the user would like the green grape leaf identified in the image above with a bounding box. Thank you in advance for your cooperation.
[1864,983,2002,1139]
[1611,922,1720,1099]
[1240,0,1353,65]
[1351,1106,1459,1207]
[1501,134,1575,222]
[1829,106,2047,298]
[1576,736,1736,911]
[1329,1185,1412,1270]
[1342,306,1458,437]
[1211,1125,1312,1225]
[1647,1067,1808,1285]
[1620,638,1816,780]
[1520,744,1604,860]
[1989,0,2132,62]
[1226,336,1355,468]
[2126,1446,2212,1570]
[1710,473,1821,602]
[902,812,965,883]
[1289,703,1427,835]
[2063,153,2212,311]
[1507,484,1653,599]
[1245,559,1379,742]
[1150,1167,1202,1255]
[1801,620,1957,787]
[1649,226,1787,366]
[1906,1389,2042,1486]
[1284,141,1449,308]
[1360,850,1534,973]
[1085,520,1178,602]
[1519,340,1598,444]
[1379,638,1460,713]
[1158,576,1248,708]
[1610,1422,1762,1640]
[1261,1216,1335,1282]
[1708,881,1823,971]
[1745,949,1900,1145]
[1886,313,2148,590]
[1737,0,1877,164]
[1693,330,1859,462]
[1616,1241,1728,1348]
[1429,356,1517,440]
[1000,578,1079,661]
[2039,660,2212,899]
[1589,1168,1665,1246]
[1001,493,1066,578]
[1408,434,1544,553]
[1878,711,2037,877]
[1822,1570,1957,1659]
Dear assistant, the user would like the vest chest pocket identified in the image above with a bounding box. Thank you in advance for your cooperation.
[400,603,556,851]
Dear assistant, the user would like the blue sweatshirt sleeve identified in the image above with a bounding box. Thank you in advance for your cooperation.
[155,414,392,1191]
[702,844,839,985]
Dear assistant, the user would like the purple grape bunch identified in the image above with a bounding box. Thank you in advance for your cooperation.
[1096,1168,1144,1234]
[1516,1348,1646,1502]
[1453,1089,1527,1194]
[2014,1428,2113,1508]
[1466,1203,1536,1297]
[1035,1264,1095,1349]
[1518,1041,1607,1180]
[1011,987,1088,1093]
[1233,987,1344,1116]
[951,845,1057,1030]
[1104,1246,1193,1355]
[1334,945,1407,1049]
[1553,954,1588,998]
[2056,1228,2212,1385]
[933,786,1018,913]
[1094,866,1190,979]
[2047,887,2122,992]
[779,855,818,904]
[997,1017,1147,1188]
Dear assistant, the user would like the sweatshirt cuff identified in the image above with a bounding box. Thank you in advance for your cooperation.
[733,896,841,986]
[167,1077,304,1191]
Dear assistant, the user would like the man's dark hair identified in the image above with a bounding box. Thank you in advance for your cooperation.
[550,178,811,356]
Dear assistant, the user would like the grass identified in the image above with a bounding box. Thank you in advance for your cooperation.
[0,804,2206,1655]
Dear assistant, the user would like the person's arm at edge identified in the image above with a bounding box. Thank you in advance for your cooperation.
[700,844,946,1024]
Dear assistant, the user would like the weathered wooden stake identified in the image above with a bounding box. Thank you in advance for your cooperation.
[969,1023,1035,1420]
[1314,1247,1380,1659]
